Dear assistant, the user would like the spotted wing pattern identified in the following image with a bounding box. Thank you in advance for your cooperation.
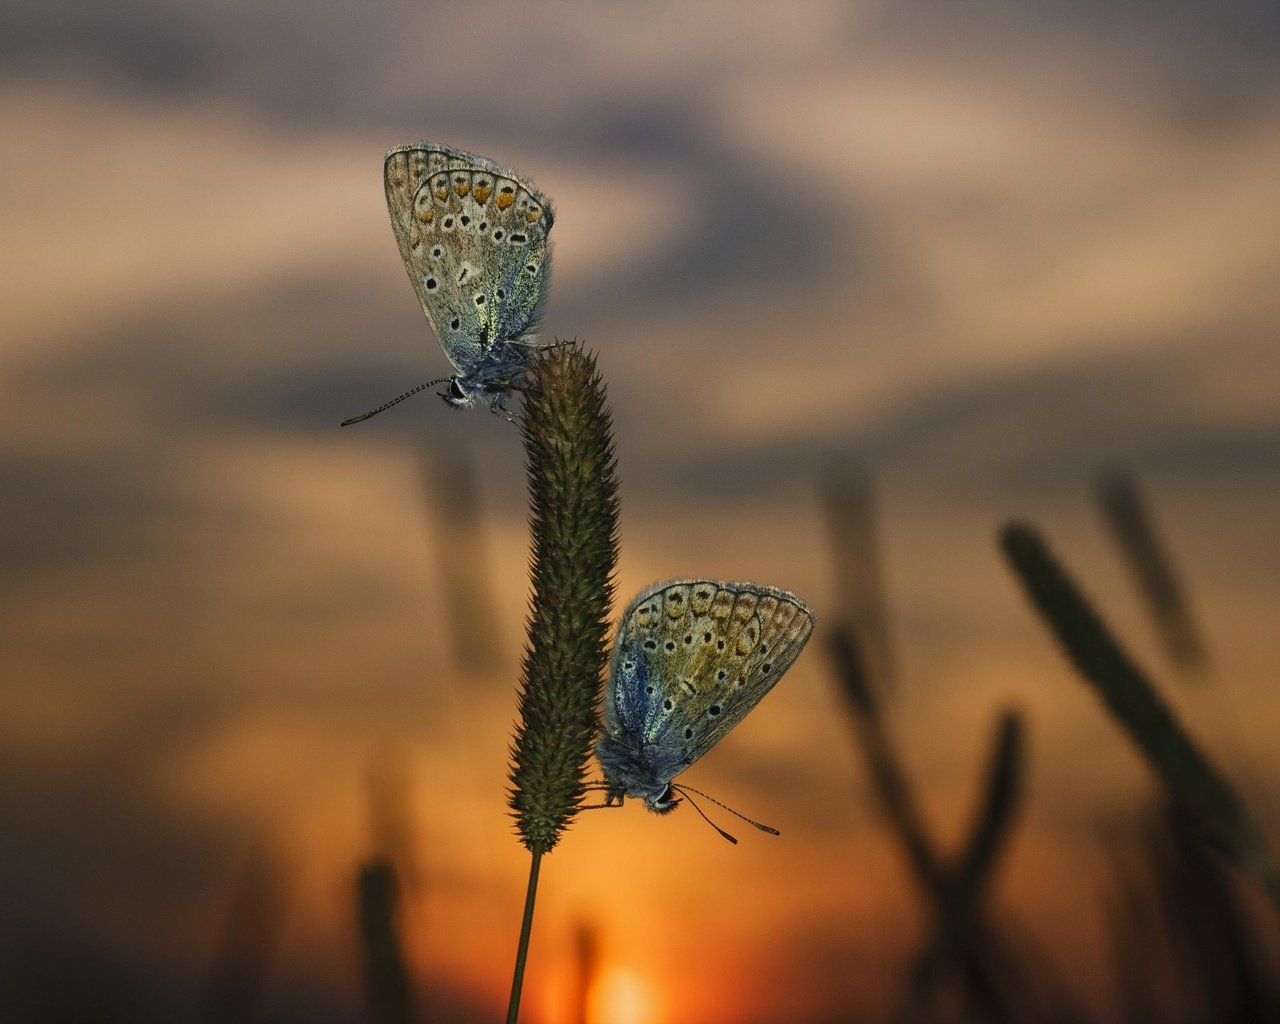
[604,579,815,785]
[383,143,553,388]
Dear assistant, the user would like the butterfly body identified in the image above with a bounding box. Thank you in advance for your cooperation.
[597,579,815,814]
[383,143,554,420]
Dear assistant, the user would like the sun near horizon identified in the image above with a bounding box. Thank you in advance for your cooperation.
[588,966,662,1024]
[540,958,663,1024]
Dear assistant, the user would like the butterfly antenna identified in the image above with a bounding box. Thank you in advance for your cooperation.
[674,787,738,845]
[673,784,780,837]
[340,377,452,426]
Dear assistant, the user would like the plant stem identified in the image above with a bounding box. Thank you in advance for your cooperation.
[506,848,544,1024]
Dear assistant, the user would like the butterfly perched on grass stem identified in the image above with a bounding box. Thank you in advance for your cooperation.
[596,580,815,839]
[342,143,553,425]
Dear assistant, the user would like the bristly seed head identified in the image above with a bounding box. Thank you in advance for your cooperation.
[508,341,620,853]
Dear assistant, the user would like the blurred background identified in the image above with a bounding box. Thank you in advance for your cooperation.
[2,2,1278,1022]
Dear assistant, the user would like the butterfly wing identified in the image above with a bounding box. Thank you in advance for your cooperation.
[605,580,815,786]
[384,144,554,386]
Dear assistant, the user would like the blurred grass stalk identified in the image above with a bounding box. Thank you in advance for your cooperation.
[421,451,505,676]
[1000,522,1280,914]
[1145,803,1276,1020]
[1104,844,1167,1024]
[827,626,936,885]
[827,627,1033,1023]
[202,842,287,1024]
[366,748,421,893]
[505,344,620,1024]
[357,858,414,1024]
[820,465,897,691]
[570,919,601,1024]
[902,711,1024,1018]
[1097,470,1207,675]
[1104,801,1279,1023]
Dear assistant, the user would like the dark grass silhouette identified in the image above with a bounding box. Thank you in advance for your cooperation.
[1000,522,1280,912]
[203,842,287,1024]
[1096,471,1207,677]
[826,625,1078,1024]
[356,858,414,1024]
[820,464,897,692]
[420,451,506,677]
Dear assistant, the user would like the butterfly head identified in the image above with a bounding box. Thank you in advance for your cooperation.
[438,374,521,422]
[439,376,479,410]
[643,783,681,814]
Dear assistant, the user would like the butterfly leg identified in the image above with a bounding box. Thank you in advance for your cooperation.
[487,394,519,423]
[578,781,624,810]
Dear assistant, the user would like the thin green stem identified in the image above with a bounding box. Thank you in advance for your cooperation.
[506,848,544,1024]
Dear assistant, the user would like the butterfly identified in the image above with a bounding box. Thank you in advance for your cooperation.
[596,579,815,837]
[342,143,553,425]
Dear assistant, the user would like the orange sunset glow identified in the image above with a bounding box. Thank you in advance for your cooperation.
[3,2,1280,1022]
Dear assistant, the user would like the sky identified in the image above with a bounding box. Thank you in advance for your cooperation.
[2,2,1279,1022]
